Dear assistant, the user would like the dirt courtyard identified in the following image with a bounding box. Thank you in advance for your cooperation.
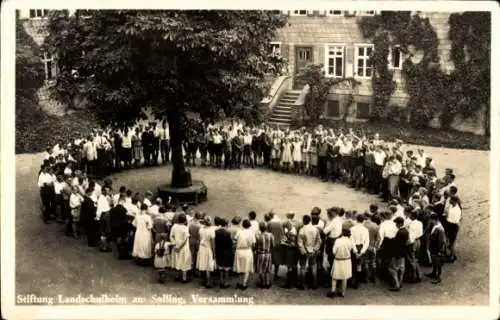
[15,145,490,305]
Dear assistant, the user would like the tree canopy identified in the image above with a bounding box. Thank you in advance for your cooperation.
[43,10,288,126]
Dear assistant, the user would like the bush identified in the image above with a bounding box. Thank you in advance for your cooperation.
[16,97,98,154]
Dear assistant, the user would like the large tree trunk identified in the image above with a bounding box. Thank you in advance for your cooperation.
[168,107,192,188]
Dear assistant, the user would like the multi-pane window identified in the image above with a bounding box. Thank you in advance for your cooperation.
[298,49,311,60]
[326,10,343,16]
[326,100,341,118]
[269,42,281,56]
[29,9,49,18]
[325,45,344,78]
[388,45,403,69]
[356,102,371,119]
[42,52,58,81]
[291,10,308,16]
[355,45,373,78]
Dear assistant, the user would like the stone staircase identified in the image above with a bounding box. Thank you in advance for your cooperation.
[267,90,301,128]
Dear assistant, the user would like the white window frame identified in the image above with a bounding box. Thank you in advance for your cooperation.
[270,42,282,57]
[290,10,309,16]
[357,11,377,16]
[388,45,403,70]
[42,52,57,81]
[326,10,343,16]
[29,9,49,19]
[324,43,345,78]
[354,44,374,79]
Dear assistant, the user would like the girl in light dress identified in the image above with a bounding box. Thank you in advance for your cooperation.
[327,228,355,299]
[154,233,173,283]
[280,138,293,172]
[291,137,303,174]
[170,213,192,283]
[132,204,154,265]
[196,216,216,288]
[233,219,256,290]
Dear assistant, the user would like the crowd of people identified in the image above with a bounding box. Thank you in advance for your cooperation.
[37,117,463,297]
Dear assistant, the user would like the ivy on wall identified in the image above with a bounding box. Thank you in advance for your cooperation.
[298,64,361,122]
[357,12,448,128]
[446,12,490,135]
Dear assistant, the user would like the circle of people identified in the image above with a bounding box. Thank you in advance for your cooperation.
[37,117,462,297]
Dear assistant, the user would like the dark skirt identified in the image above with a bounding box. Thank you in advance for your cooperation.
[215,249,233,269]
[271,245,284,265]
[282,244,298,267]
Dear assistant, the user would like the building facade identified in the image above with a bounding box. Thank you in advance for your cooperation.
[271,10,454,121]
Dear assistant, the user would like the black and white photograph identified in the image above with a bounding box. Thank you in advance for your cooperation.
[1,1,499,319]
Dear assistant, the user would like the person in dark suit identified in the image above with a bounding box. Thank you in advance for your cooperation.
[142,126,153,166]
[110,198,130,259]
[426,213,447,284]
[388,217,409,291]
[267,212,285,282]
[80,188,98,247]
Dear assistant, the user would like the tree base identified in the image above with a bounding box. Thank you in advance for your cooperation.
[171,167,193,188]
[157,180,208,206]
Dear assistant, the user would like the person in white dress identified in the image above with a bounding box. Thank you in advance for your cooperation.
[292,137,302,174]
[233,219,256,290]
[170,213,192,283]
[327,228,355,298]
[153,234,172,283]
[280,138,292,172]
[132,204,154,264]
[196,216,216,288]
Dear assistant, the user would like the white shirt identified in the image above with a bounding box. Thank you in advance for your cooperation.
[416,153,427,168]
[37,172,54,188]
[124,202,139,217]
[378,219,398,247]
[69,193,83,209]
[447,204,462,225]
[149,204,160,216]
[159,127,169,140]
[408,219,423,243]
[121,134,132,148]
[112,193,121,206]
[388,160,402,175]
[323,217,343,239]
[54,181,64,195]
[143,198,152,208]
[165,211,175,222]
[243,134,253,145]
[350,223,369,254]
[83,141,97,161]
[249,220,259,236]
[64,167,73,176]
[374,151,386,166]
[339,141,353,156]
[213,134,222,144]
[96,195,111,219]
